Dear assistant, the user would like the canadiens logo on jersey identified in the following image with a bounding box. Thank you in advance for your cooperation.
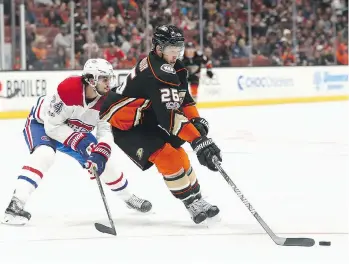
[67,119,95,132]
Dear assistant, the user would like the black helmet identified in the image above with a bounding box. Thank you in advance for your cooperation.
[152,25,185,50]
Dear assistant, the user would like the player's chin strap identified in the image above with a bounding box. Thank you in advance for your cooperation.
[85,78,103,97]
[93,86,103,97]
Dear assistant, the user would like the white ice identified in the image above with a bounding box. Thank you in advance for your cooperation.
[0,101,348,264]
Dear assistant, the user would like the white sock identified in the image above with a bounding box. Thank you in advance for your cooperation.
[14,146,55,204]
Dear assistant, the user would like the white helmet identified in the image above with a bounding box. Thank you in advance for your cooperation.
[82,58,115,89]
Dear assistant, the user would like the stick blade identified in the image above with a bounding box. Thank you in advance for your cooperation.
[282,237,315,247]
[94,223,117,236]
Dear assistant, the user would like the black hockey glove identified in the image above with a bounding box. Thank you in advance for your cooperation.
[191,117,209,136]
[206,70,213,78]
[191,136,222,171]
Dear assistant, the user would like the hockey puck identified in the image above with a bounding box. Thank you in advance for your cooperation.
[319,241,331,246]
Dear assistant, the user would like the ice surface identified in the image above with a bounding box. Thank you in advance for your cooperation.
[0,101,348,264]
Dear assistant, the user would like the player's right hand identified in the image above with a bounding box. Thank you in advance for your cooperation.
[190,136,222,171]
[85,142,112,176]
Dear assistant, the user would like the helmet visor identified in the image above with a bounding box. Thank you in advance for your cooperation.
[162,41,185,60]
[97,72,116,88]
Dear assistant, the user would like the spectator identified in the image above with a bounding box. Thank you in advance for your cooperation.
[25,23,37,47]
[102,7,118,25]
[118,48,137,69]
[74,3,88,32]
[80,24,95,44]
[53,46,68,69]
[106,24,118,45]
[281,45,296,66]
[53,24,71,53]
[3,0,348,69]
[232,38,248,58]
[26,1,37,25]
[43,6,64,26]
[336,40,348,65]
[104,42,126,68]
[74,31,85,64]
[82,35,100,62]
[30,35,47,70]
[95,23,109,47]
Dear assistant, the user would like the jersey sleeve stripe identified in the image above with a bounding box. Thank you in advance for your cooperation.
[100,97,137,122]
[133,99,151,127]
[100,97,133,119]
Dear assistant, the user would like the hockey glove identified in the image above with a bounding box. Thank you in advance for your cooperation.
[206,70,213,78]
[65,132,97,159]
[85,142,112,177]
[191,117,209,136]
[190,136,222,171]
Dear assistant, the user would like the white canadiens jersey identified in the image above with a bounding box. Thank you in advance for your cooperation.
[30,76,112,144]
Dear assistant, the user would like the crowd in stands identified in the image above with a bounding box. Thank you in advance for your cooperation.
[3,0,348,70]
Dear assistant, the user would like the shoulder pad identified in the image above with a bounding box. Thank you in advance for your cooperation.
[174,60,188,80]
[57,76,84,106]
[174,59,185,69]
[148,56,180,86]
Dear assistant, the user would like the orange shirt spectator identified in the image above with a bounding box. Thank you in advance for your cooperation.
[32,36,47,60]
[336,43,348,65]
[281,49,295,66]
[118,57,137,69]
[102,7,117,24]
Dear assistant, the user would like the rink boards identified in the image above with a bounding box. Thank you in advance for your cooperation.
[0,65,348,119]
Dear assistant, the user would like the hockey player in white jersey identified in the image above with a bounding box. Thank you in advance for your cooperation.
[2,58,152,225]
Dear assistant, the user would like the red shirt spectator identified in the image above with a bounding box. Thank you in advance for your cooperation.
[104,43,126,68]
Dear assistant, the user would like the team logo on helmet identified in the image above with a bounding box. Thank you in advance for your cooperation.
[159,25,168,31]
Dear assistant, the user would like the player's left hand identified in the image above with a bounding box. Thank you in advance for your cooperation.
[206,70,213,78]
[191,117,209,136]
[85,142,111,177]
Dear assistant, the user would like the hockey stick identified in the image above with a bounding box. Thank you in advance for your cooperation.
[0,89,21,99]
[212,156,315,247]
[91,166,117,236]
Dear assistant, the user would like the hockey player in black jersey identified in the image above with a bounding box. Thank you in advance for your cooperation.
[182,42,214,102]
[100,25,222,224]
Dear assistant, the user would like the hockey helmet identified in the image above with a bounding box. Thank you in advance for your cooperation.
[152,25,185,50]
[83,58,113,78]
[82,58,116,92]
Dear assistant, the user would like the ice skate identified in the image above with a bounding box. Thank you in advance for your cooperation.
[186,199,207,224]
[2,197,31,225]
[125,194,152,213]
[197,198,220,218]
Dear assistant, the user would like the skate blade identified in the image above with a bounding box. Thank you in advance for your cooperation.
[1,214,29,226]
[206,214,222,226]
[126,205,155,215]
